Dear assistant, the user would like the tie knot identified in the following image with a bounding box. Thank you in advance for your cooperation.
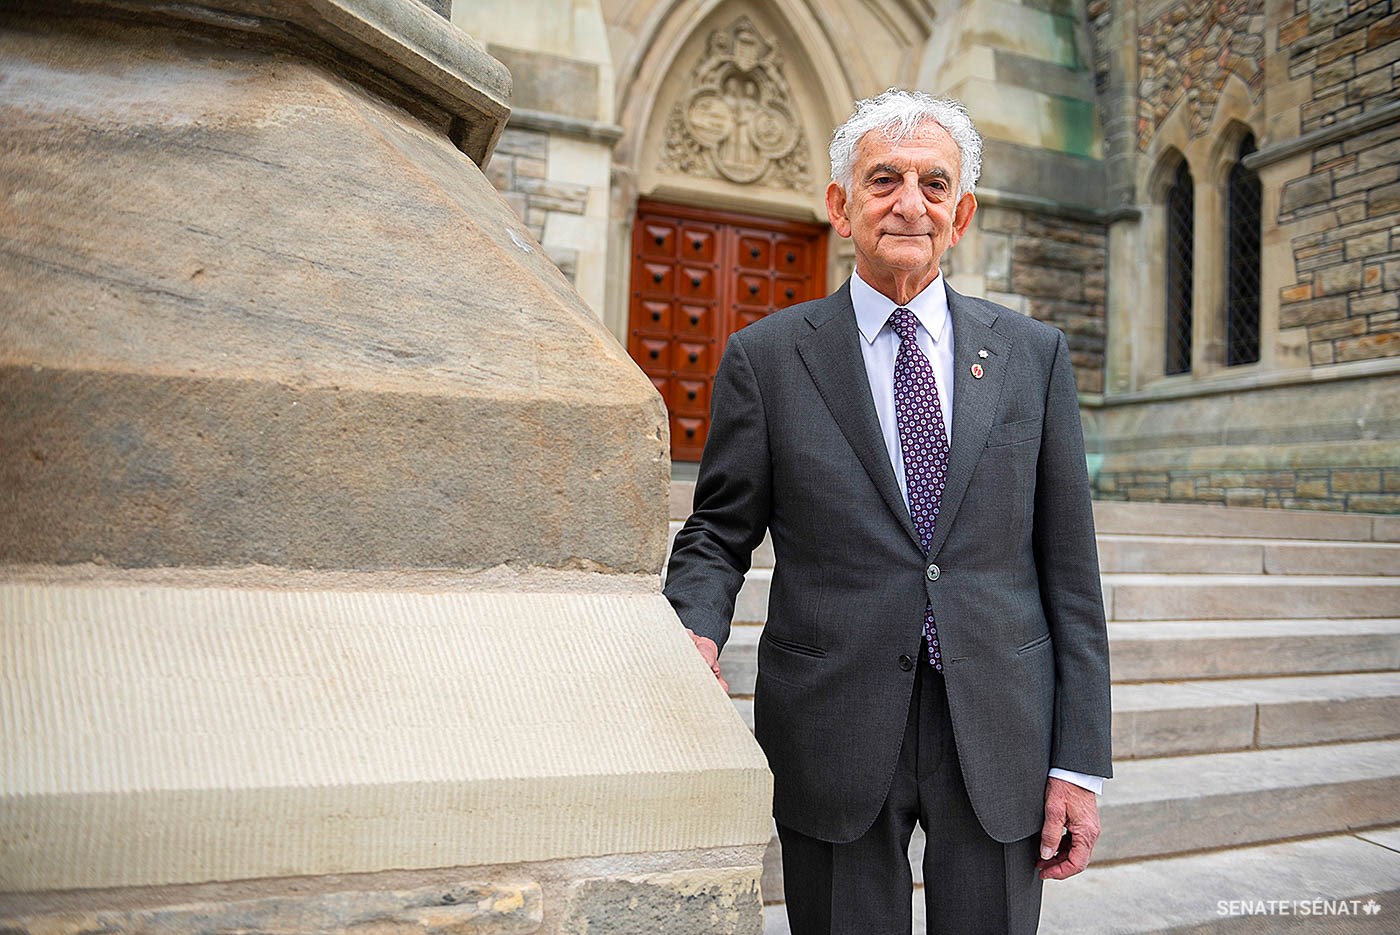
[890,307,919,344]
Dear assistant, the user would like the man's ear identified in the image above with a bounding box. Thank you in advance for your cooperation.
[825,181,852,238]
[949,192,977,246]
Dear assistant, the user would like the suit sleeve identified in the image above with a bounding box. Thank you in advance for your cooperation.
[1034,331,1113,779]
[663,332,772,653]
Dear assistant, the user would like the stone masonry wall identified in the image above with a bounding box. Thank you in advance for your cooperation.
[486,126,587,282]
[1136,0,1266,150]
[1276,0,1399,366]
[1284,0,1397,134]
[1095,466,1400,512]
[978,205,1108,395]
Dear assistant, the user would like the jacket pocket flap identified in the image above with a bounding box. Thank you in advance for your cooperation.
[985,417,1042,448]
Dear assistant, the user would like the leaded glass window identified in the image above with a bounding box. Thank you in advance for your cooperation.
[1227,134,1262,366]
[1165,162,1194,376]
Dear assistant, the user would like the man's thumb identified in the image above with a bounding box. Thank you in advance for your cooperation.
[1040,806,1065,860]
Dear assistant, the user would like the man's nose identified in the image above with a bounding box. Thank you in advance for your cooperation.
[891,175,922,218]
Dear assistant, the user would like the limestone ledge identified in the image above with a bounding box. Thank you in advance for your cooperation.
[0,563,664,595]
[1,578,773,892]
[1095,438,1400,474]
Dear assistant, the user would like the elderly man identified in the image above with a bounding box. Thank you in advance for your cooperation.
[664,89,1112,934]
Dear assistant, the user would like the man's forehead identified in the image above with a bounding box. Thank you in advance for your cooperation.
[854,121,958,169]
[858,120,953,151]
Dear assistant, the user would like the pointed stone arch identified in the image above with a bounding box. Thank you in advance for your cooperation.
[1140,96,1194,202]
[603,0,859,337]
[1147,144,1191,205]
[613,0,856,219]
[1201,74,1265,187]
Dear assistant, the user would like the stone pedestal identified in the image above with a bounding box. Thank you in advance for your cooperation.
[0,3,770,932]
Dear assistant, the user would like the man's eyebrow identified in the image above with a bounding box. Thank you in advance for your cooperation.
[862,164,954,182]
[863,162,902,181]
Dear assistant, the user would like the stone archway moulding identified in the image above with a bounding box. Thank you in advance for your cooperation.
[614,0,857,183]
[1140,71,1263,199]
[604,0,862,340]
[1141,95,1194,202]
[1203,73,1266,186]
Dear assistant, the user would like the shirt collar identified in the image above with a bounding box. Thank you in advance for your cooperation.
[851,268,949,346]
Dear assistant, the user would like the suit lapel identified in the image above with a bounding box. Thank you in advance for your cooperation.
[926,283,1011,559]
[796,284,921,550]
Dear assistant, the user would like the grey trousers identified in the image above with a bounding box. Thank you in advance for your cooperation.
[776,658,1044,935]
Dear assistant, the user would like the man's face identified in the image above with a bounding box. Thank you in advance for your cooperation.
[825,120,977,303]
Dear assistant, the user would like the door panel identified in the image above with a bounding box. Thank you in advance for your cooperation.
[681,227,718,262]
[676,303,716,336]
[627,200,828,462]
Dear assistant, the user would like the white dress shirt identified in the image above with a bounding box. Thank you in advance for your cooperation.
[849,269,1104,797]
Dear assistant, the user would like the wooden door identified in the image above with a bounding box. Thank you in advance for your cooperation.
[628,200,828,461]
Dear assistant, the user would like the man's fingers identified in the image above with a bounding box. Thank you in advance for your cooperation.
[1064,830,1093,874]
[1039,832,1092,880]
[1039,802,1066,861]
[1039,777,1101,880]
[686,629,727,692]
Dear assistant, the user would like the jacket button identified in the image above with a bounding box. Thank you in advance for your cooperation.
[926,563,941,581]
[898,654,914,671]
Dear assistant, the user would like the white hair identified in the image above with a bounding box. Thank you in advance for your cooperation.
[829,89,984,198]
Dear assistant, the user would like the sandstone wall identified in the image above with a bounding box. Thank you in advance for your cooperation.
[0,3,771,931]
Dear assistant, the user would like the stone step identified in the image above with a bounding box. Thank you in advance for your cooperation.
[1092,499,1394,543]
[727,643,1400,749]
[722,620,1400,697]
[671,481,1400,543]
[671,526,1400,576]
[763,828,1400,934]
[722,568,1400,628]
[696,570,1400,628]
[1265,540,1400,576]
[1109,619,1400,681]
[734,568,771,624]
[1039,827,1400,934]
[1113,672,1400,758]
[664,521,774,570]
[1103,574,1400,621]
[1096,739,1400,863]
[1098,535,1400,576]
[723,623,761,698]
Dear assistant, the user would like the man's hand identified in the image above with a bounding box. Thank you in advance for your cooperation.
[1036,777,1100,880]
[686,629,729,693]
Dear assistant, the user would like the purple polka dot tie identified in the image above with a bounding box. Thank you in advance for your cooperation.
[891,307,948,670]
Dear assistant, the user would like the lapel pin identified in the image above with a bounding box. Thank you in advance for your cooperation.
[971,363,985,379]
[978,349,989,358]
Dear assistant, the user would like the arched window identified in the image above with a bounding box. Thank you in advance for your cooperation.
[1164,161,1194,375]
[1227,134,1262,366]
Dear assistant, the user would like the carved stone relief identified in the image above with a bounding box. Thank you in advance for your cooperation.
[660,17,811,190]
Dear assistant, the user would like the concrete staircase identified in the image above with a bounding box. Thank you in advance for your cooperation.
[667,483,1400,933]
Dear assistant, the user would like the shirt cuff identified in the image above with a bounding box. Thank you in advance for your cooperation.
[1048,768,1104,795]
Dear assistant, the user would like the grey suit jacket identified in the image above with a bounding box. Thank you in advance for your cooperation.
[664,280,1112,845]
